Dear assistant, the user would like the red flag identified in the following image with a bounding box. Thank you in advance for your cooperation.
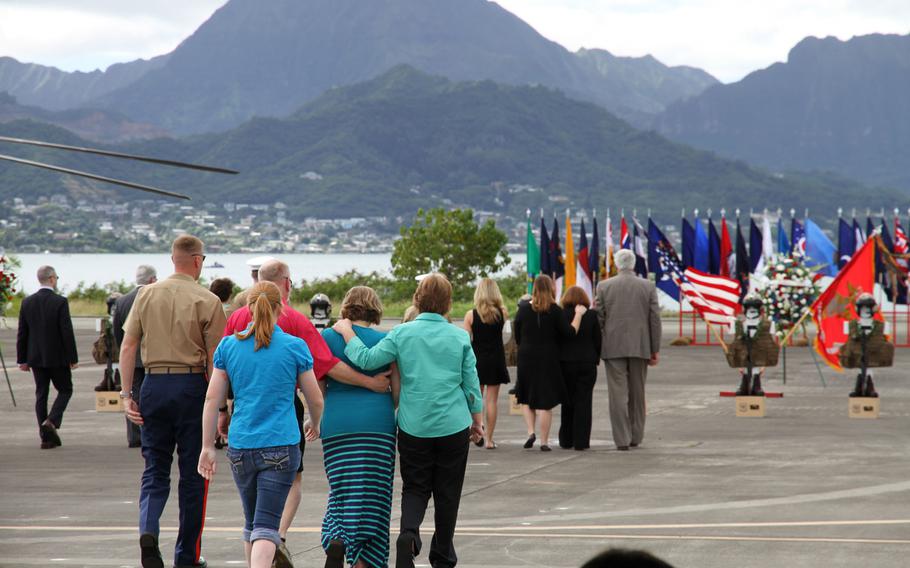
[719,216,733,277]
[810,237,878,370]
[894,216,909,273]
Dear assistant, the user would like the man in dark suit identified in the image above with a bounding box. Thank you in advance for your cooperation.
[16,265,78,449]
[113,265,157,448]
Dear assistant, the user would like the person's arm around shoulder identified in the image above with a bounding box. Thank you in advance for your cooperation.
[648,282,661,366]
[60,297,78,368]
[333,318,399,371]
[460,332,484,443]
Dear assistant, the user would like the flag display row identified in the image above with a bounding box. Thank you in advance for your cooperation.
[526,209,910,306]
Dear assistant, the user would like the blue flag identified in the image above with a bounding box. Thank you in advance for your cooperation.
[778,217,790,255]
[550,217,563,282]
[791,218,806,256]
[682,217,695,269]
[735,217,750,298]
[749,217,764,273]
[589,216,600,283]
[693,217,709,272]
[539,216,550,277]
[648,219,681,299]
[805,219,837,277]
[708,217,721,275]
[837,217,855,269]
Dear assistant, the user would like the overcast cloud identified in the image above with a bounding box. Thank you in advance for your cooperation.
[0,0,907,82]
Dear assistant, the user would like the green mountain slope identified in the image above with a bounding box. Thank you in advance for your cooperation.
[1,67,904,222]
[655,33,910,190]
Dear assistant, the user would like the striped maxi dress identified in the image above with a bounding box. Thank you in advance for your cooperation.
[321,326,397,567]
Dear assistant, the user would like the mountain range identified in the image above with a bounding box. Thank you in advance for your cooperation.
[0,0,716,134]
[0,92,165,143]
[655,33,910,190]
[2,66,903,222]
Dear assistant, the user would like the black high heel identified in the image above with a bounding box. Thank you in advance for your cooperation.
[523,433,536,449]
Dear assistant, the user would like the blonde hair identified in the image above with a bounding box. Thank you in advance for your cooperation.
[235,281,282,350]
[340,286,383,325]
[473,278,506,324]
[171,234,203,256]
[531,275,556,313]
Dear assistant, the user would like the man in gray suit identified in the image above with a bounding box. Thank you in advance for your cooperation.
[113,265,157,448]
[594,249,661,451]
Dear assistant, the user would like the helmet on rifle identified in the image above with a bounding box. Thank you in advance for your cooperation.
[742,294,763,312]
[855,293,877,312]
[310,293,332,320]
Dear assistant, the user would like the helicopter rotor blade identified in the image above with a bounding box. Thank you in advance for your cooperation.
[0,135,238,175]
[0,153,191,200]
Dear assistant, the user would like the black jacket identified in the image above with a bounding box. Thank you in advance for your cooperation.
[16,288,78,367]
[558,308,602,364]
[113,286,143,368]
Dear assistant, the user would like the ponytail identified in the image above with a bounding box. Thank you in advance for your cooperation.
[235,281,282,350]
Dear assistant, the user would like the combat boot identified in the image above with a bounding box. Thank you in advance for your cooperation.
[849,374,865,397]
[735,373,751,396]
[864,377,878,398]
[94,368,115,392]
[750,374,764,396]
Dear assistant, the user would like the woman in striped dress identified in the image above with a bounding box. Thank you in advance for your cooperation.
[320,286,399,568]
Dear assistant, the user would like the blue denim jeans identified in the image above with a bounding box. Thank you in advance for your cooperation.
[226,445,300,545]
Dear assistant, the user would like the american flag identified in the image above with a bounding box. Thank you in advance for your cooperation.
[655,240,741,327]
[894,216,909,274]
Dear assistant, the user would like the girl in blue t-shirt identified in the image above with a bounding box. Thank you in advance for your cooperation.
[198,281,324,568]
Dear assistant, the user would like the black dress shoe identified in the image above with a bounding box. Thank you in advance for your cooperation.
[40,441,56,449]
[630,443,639,448]
[540,445,552,452]
[617,446,630,451]
[139,533,164,568]
[395,533,416,568]
[324,539,344,568]
[40,420,61,447]
[523,433,536,449]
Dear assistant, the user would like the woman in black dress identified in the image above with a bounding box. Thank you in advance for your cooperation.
[514,275,586,451]
[463,278,510,449]
[558,286,602,451]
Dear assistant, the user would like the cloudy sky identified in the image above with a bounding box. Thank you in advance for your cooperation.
[0,0,907,82]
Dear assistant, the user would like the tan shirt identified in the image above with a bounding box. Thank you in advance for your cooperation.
[123,273,227,368]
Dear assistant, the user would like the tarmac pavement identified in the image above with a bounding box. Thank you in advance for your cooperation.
[1,325,908,567]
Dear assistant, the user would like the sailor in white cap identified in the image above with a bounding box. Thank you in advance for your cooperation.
[227,256,278,317]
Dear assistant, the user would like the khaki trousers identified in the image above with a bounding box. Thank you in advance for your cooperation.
[604,357,648,448]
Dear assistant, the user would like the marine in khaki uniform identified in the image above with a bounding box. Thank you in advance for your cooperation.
[119,235,227,568]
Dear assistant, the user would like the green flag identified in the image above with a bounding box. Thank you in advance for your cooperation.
[526,213,540,294]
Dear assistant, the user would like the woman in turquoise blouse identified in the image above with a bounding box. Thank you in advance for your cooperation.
[333,273,483,568]
[319,286,399,568]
